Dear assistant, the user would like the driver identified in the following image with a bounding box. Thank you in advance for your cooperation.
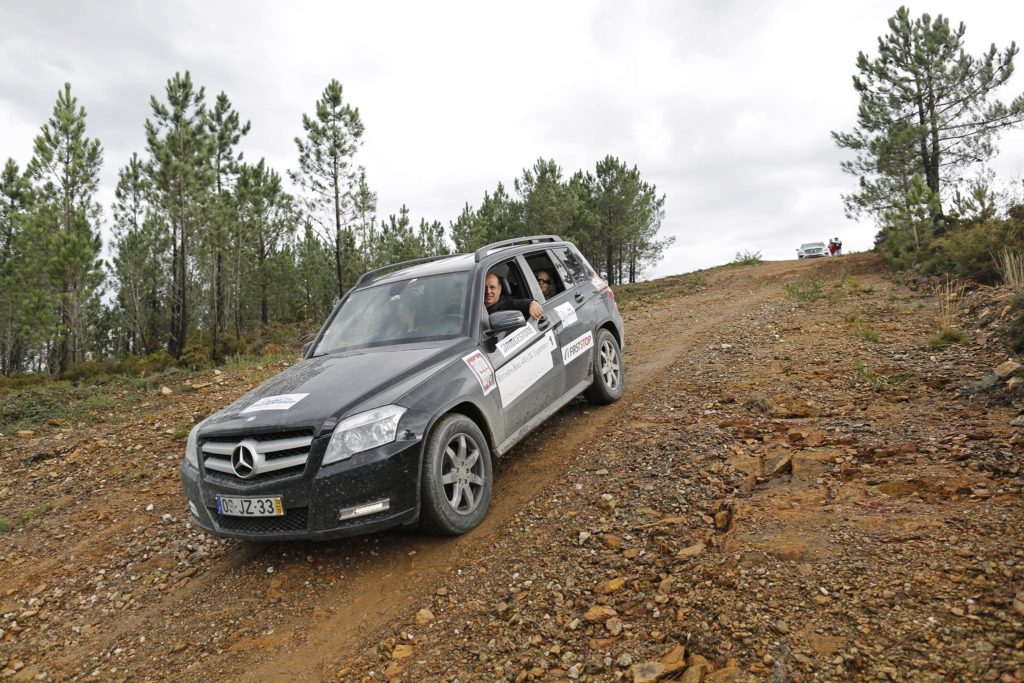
[484,272,543,320]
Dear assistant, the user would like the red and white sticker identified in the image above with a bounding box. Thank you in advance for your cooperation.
[561,330,594,365]
[240,393,309,414]
[462,350,496,396]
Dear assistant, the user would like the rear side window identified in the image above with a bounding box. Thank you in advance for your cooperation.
[553,247,592,285]
[524,250,565,300]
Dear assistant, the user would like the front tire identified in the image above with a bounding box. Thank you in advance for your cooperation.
[419,414,493,535]
[584,328,624,404]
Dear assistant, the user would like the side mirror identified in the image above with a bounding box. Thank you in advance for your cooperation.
[487,310,527,336]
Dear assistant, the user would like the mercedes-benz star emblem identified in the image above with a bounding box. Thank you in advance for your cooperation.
[231,443,257,479]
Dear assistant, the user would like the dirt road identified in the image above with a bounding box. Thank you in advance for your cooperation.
[1,254,1022,682]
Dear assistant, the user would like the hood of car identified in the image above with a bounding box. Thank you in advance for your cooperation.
[203,339,471,435]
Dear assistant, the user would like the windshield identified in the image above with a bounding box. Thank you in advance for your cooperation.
[313,271,471,355]
[801,243,825,249]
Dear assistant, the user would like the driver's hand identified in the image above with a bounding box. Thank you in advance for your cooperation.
[528,301,543,320]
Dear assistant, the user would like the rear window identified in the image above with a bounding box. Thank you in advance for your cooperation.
[553,247,593,285]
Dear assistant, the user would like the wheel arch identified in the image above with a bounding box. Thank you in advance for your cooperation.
[426,400,497,464]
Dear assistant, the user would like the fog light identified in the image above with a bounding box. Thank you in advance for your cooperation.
[188,500,200,517]
[339,499,390,521]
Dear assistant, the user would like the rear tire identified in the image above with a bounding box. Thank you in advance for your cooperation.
[419,414,493,535]
[584,328,624,404]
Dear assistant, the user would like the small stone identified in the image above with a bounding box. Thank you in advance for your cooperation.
[595,577,626,595]
[616,653,633,668]
[145,504,154,512]
[16,430,35,438]
[415,608,434,625]
[659,644,687,674]
[606,618,623,636]
[995,359,1022,378]
[602,534,623,549]
[676,543,705,559]
[630,661,666,683]
[391,643,415,659]
[161,386,173,396]
[578,531,591,545]
[772,620,789,634]
[584,605,617,623]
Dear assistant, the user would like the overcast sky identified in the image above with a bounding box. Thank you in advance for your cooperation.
[2,0,1023,278]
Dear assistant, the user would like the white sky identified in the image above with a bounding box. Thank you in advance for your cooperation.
[2,0,1023,278]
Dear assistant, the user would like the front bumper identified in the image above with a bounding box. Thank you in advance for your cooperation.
[179,437,422,541]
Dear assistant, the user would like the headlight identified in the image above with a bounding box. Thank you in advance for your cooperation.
[185,420,206,469]
[323,405,407,466]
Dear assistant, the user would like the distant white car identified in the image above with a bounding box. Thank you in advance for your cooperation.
[797,242,828,258]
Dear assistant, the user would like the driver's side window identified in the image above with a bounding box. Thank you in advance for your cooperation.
[484,260,530,306]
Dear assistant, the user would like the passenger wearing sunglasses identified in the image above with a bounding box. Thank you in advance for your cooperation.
[534,270,554,300]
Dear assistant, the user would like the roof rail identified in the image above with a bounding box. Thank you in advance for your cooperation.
[473,235,562,262]
[353,254,453,288]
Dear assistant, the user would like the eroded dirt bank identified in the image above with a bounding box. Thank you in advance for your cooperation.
[1,254,1022,682]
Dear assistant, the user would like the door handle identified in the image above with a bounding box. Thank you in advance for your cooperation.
[574,292,584,303]
[537,316,551,331]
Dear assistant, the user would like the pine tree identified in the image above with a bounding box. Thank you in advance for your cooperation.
[145,71,213,357]
[204,92,249,358]
[237,160,296,326]
[111,153,167,355]
[291,79,364,298]
[515,159,577,237]
[833,7,1024,227]
[0,159,33,374]
[26,83,105,374]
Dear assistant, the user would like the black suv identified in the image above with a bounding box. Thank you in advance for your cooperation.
[179,236,625,540]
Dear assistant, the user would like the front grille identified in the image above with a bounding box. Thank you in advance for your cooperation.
[200,429,315,483]
[210,507,309,534]
[204,468,305,485]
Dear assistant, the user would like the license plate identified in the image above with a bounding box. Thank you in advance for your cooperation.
[215,495,284,517]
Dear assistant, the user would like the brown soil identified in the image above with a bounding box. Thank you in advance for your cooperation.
[1,254,1022,683]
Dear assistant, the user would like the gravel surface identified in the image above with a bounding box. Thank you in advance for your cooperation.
[1,253,1021,682]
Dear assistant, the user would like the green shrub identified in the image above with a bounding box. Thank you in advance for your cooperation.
[922,218,1024,284]
[730,249,763,267]
[855,359,912,392]
[928,329,970,348]
[855,322,880,342]
[783,268,825,301]
[61,360,106,383]
[0,517,9,533]
[176,346,214,371]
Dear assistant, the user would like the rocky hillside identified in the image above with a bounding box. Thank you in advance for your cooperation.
[0,253,1021,682]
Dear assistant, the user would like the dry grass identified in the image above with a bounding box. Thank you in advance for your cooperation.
[935,278,966,332]
[996,249,1024,291]
[929,278,970,348]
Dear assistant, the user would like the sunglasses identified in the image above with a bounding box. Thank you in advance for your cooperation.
[537,278,551,284]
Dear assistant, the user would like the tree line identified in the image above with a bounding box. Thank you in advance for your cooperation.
[0,74,670,376]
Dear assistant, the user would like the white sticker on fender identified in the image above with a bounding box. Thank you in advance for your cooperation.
[496,331,557,405]
[496,323,538,358]
[240,393,309,414]
[554,302,578,326]
[462,350,497,396]
[561,330,594,365]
